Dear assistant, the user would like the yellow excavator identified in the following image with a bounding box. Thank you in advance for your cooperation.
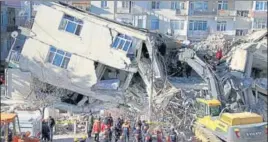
[0,113,40,142]
[193,98,267,142]
[176,48,267,142]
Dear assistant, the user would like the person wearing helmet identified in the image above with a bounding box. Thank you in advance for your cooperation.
[80,135,87,142]
[74,138,79,142]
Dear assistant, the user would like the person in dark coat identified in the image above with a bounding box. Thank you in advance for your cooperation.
[48,116,55,141]
[114,118,123,142]
[87,113,94,138]
[42,121,50,141]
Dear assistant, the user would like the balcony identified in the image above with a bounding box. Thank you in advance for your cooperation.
[249,10,267,18]
[117,7,131,14]
[187,30,209,39]
[8,50,21,68]
[189,10,217,16]
[175,9,188,16]
[217,10,236,17]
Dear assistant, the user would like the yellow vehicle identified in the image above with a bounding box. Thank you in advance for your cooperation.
[193,98,267,142]
[0,113,40,142]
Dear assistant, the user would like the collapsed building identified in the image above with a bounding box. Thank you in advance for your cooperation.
[2,2,179,113]
[1,2,267,135]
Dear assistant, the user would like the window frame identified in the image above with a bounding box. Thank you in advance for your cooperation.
[101,1,108,8]
[253,18,267,29]
[47,46,72,69]
[216,21,227,31]
[218,1,228,10]
[255,1,267,11]
[189,20,207,31]
[59,14,83,36]
[152,1,160,9]
[111,34,133,52]
[171,1,179,10]
[151,19,160,30]
[191,1,208,11]
[170,20,184,30]
[122,1,130,8]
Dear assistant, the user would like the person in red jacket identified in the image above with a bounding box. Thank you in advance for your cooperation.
[92,118,101,142]
[216,49,223,60]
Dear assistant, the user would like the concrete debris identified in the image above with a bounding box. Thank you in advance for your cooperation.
[192,33,230,54]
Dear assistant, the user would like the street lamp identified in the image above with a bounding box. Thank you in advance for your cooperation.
[4,31,18,97]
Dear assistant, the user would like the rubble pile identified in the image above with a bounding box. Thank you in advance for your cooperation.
[192,33,230,55]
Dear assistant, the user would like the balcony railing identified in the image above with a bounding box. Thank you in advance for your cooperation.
[8,50,21,68]
[249,10,267,18]
[187,30,209,38]
[217,10,237,17]
[189,10,217,16]
[117,7,131,14]
[176,9,188,16]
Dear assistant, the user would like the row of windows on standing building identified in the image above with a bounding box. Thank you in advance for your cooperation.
[48,14,133,69]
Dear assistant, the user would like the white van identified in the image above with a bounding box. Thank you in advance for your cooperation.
[15,110,42,138]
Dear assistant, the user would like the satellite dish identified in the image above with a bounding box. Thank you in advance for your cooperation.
[11,31,18,38]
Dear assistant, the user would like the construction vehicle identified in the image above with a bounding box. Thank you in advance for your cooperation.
[193,98,267,142]
[0,113,40,142]
[177,48,267,141]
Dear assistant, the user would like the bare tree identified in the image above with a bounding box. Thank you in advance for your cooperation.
[25,77,67,118]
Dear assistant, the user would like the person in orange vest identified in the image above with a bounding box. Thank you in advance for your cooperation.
[92,118,101,142]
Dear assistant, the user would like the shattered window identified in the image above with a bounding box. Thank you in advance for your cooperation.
[112,34,132,52]
[59,14,83,36]
[47,46,72,69]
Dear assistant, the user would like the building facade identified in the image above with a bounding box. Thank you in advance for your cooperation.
[6,2,175,111]
[90,1,267,42]
[0,1,17,71]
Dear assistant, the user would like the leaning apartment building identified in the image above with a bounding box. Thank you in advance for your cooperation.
[5,2,179,112]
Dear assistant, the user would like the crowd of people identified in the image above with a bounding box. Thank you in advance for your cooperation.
[86,113,178,142]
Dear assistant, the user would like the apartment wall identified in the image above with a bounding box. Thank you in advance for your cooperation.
[90,1,115,19]
[31,5,135,70]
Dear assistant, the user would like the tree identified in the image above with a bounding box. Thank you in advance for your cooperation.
[25,77,68,118]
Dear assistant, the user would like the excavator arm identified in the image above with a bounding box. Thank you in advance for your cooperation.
[177,48,222,100]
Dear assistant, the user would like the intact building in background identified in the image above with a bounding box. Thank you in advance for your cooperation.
[90,1,267,42]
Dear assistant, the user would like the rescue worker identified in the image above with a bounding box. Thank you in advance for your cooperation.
[48,116,55,141]
[144,128,153,142]
[115,118,123,142]
[92,117,101,142]
[103,126,110,142]
[122,120,131,142]
[216,48,223,60]
[141,121,149,142]
[87,113,94,138]
[80,136,87,142]
[104,113,113,141]
[42,120,50,141]
[74,138,80,142]
[133,126,142,142]
[168,128,177,142]
[155,126,164,142]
